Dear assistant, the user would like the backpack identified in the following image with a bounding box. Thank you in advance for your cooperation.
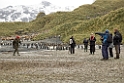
[72,39,76,46]
[83,39,88,43]
[107,33,112,43]
[118,33,122,42]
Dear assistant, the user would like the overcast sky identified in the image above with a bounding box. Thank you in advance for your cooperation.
[0,0,95,8]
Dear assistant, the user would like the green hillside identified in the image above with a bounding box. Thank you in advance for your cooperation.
[0,0,124,44]
[0,22,29,36]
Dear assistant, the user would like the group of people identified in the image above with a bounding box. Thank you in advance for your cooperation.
[69,33,96,55]
[95,29,122,60]
[69,28,123,60]
[12,28,122,60]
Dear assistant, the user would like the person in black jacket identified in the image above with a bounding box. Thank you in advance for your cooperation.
[13,36,21,56]
[83,38,88,52]
[69,36,76,54]
[89,33,96,55]
[108,33,114,57]
[113,29,122,59]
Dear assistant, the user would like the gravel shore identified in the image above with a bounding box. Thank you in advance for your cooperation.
[0,46,124,83]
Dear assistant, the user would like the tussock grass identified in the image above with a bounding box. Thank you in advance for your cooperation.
[0,0,124,44]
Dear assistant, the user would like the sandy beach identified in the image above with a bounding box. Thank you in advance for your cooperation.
[0,46,124,83]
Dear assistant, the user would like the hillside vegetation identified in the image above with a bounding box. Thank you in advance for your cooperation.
[0,22,29,36]
[0,0,124,44]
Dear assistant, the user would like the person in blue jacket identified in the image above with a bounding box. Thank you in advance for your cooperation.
[95,29,110,60]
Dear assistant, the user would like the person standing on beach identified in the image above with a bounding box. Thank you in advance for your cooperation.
[13,36,21,56]
[83,38,88,52]
[89,33,96,55]
[113,29,122,59]
[108,33,114,57]
[69,36,76,54]
[95,29,110,60]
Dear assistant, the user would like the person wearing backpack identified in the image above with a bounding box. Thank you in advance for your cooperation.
[113,29,122,59]
[69,36,76,54]
[108,33,114,57]
[83,38,88,52]
[95,29,110,60]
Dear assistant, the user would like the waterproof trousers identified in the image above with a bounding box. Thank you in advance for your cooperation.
[90,45,95,54]
[114,45,120,58]
[102,45,108,59]
[109,48,113,57]
[13,48,20,56]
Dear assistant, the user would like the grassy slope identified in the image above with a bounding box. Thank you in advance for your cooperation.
[0,0,124,44]
[30,0,124,43]
[0,22,29,36]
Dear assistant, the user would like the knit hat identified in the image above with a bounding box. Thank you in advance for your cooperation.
[16,36,20,39]
[105,29,109,33]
